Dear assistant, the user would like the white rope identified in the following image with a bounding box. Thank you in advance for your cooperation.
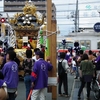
[8,24,16,48]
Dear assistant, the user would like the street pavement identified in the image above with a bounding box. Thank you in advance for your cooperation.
[16,73,74,100]
[71,79,96,100]
[16,74,96,100]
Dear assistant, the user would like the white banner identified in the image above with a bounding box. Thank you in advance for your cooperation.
[48,77,57,86]
[23,37,28,43]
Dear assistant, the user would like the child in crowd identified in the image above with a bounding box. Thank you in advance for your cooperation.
[71,57,76,74]
[68,56,72,74]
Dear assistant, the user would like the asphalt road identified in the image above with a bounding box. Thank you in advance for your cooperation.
[71,79,98,100]
[16,73,74,100]
[16,74,98,100]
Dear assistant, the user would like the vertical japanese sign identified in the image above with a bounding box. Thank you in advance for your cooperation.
[0,0,3,12]
[79,2,100,28]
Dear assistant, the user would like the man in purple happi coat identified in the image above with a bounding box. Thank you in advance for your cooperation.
[2,51,19,100]
[31,51,53,100]
[95,51,100,70]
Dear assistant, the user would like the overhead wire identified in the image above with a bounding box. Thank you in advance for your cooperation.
[55,1,100,6]
[57,16,100,18]
[56,9,100,12]
[55,1,100,12]
[58,23,96,25]
[54,1,100,33]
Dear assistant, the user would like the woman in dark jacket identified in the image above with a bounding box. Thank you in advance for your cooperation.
[23,49,35,99]
[78,53,95,100]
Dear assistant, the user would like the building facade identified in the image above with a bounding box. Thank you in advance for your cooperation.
[57,29,100,50]
[4,0,56,19]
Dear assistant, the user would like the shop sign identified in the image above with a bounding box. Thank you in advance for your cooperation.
[94,22,100,32]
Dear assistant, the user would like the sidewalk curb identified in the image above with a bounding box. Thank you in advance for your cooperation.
[69,79,75,100]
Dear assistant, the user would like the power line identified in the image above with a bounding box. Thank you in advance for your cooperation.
[57,16,100,19]
[56,10,75,12]
[56,9,100,12]
[57,23,96,25]
[55,4,75,6]
[55,1,100,6]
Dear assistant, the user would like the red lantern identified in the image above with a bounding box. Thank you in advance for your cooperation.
[0,18,6,23]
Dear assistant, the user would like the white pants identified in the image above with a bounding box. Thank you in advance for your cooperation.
[31,88,46,100]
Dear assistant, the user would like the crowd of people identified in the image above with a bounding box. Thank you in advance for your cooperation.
[0,47,53,100]
[57,49,100,100]
[0,45,100,100]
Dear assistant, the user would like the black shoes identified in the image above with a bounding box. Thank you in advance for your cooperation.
[87,97,90,100]
[63,93,69,97]
[78,96,81,100]
[78,97,90,100]
[58,93,69,98]
[58,94,63,96]
[74,76,78,79]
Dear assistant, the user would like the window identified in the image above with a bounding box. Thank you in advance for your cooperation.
[86,40,91,50]
[97,41,100,49]
[57,41,74,49]
[80,40,91,50]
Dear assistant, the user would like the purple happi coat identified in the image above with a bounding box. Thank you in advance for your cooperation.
[31,59,53,89]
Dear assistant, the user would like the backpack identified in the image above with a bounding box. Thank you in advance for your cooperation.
[58,60,65,76]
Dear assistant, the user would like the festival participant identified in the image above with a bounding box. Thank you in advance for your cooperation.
[88,50,96,61]
[78,53,95,100]
[65,50,71,61]
[58,52,69,97]
[31,51,53,100]
[1,47,20,69]
[71,57,77,74]
[2,51,19,100]
[93,51,100,85]
[74,50,84,79]
[23,49,35,99]
[94,51,100,72]
[32,48,40,61]
[0,53,6,100]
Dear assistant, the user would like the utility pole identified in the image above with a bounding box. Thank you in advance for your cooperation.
[75,0,79,33]
[47,0,57,100]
